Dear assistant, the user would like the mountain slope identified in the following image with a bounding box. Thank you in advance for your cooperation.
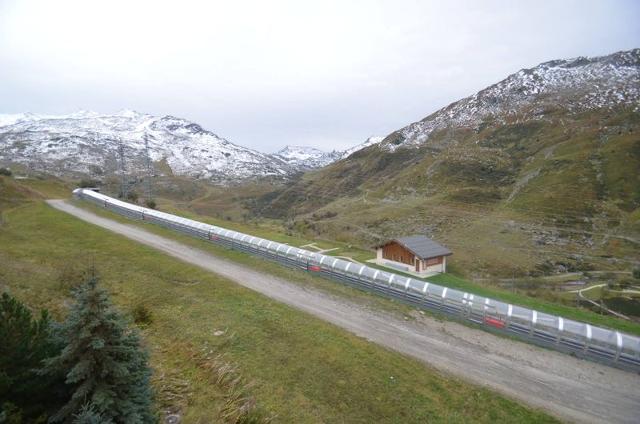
[386,49,639,151]
[0,110,291,182]
[256,49,640,278]
[273,146,341,170]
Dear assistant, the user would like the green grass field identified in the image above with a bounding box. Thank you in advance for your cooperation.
[75,193,640,337]
[0,189,557,422]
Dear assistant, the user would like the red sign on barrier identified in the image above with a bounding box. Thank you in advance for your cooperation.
[308,265,321,272]
[484,317,506,329]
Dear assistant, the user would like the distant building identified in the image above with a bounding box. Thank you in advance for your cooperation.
[374,235,452,276]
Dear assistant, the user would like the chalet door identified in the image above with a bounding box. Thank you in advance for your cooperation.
[415,260,420,272]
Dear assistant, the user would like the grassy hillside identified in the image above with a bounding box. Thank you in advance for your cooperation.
[0,196,557,422]
[0,174,71,211]
[250,110,640,285]
[75,195,640,336]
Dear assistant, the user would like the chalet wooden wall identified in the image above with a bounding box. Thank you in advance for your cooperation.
[382,242,415,265]
[425,256,443,266]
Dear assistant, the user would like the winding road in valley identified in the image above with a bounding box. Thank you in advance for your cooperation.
[48,199,640,424]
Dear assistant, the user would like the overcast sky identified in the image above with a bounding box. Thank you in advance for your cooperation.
[1,0,638,152]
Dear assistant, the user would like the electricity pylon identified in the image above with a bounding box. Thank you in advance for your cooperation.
[117,138,128,199]
[143,133,154,204]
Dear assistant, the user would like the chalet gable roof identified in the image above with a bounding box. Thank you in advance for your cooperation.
[376,235,452,260]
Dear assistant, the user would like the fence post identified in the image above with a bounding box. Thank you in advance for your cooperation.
[556,317,564,345]
[529,310,537,336]
[614,332,623,362]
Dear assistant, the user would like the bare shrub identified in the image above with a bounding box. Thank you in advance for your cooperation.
[190,346,273,424]
[56,264,86,292]
[132,303,153,326]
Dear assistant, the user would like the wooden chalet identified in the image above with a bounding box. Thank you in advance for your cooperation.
[374,235,452,275]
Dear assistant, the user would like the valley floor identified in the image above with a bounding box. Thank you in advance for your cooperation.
[48,200,640,424]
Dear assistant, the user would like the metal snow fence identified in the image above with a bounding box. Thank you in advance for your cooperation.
[72,189,640,372]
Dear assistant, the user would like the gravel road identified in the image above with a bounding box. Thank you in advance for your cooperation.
[48,200,640,423]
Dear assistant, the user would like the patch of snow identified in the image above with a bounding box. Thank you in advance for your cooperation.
[339,136,384,159]
[273,145,341,170]
[0,114,27,128]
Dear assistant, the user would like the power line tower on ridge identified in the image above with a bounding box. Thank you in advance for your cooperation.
[117,137,128,199]
[143,133,154,204]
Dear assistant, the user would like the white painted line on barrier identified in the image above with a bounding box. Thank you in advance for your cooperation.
[507,304,513,317]
[345,263,351,272]
[586,324,592,340]
[286,246,292,254]
[358,265,365,275]
[615,332,623,361]
[558,317,564,332]
[373,270,379,280]
[332,259,338,267]
[442,287,448,299]
[532,310,538,324]
[319,256,326,265]
[616,332,623,349]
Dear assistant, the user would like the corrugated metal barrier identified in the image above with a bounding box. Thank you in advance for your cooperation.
[73,188,640,372]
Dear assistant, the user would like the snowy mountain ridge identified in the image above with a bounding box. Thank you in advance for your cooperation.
[273,146,342,170]
[0,110,379,181]
[339,136,384,159]
[0,109,292,181]
[388,48,640,151]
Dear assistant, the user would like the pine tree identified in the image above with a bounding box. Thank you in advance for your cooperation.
[44,274,155,423]
[72,403,113,424]
[0,292,67,422]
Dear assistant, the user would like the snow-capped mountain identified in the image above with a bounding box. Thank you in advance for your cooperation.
[387,48,640,150]
[0,109,386,180]
[273,146,342,170]
[273,137,384,170]
[0,110,291,181]
[339,136,384,159]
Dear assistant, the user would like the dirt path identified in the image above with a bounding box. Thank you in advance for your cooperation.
[570,284,631,320]
[568,284,607,294]
[47,200,640,424]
